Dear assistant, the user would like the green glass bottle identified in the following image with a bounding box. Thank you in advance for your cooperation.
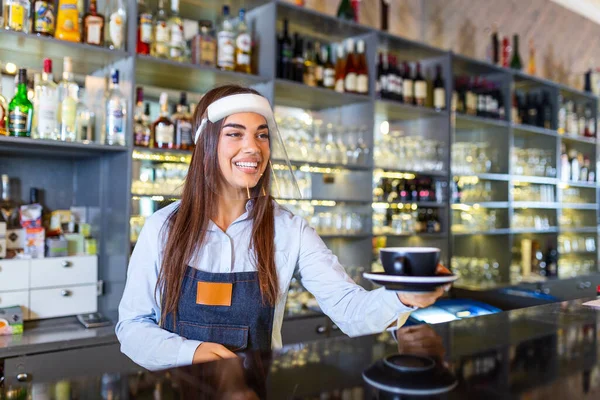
[8,69,33,138]
[510,34,523,71]
[336,0,355,21]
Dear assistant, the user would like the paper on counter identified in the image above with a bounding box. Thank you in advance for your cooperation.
[582,299,600,308]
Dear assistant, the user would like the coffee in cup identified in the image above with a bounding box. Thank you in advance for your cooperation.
[380,247,441,276]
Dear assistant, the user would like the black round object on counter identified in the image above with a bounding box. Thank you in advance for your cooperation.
[363,355,458,396]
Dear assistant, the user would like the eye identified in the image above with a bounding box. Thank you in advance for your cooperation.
[257,132,270,140]
[225,132,242,138]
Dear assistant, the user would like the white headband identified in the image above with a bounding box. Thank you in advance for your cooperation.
[193,93,276,144]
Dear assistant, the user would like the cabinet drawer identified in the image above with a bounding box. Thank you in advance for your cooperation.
[30,256,97,289]
[30,285,97,319]
[0,290,30,320]
[281,316,329,345]
[0,260,29,291]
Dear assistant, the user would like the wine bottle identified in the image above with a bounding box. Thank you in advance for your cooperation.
[355,40,368,95]
[413,62,426,106]
[433,65,445,111]
[334,44,346,93]
[344,39,357,94]
[402,62,413,104]
[510,34,522,70]
[323,45,336,90]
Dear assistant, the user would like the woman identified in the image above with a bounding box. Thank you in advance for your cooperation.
[116,85,448,371]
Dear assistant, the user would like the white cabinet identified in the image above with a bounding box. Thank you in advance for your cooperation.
[0,290,30,320]
[30,256,97,289]
[0,260,29,291]
[0,256,98,320]
[30,285,97,319]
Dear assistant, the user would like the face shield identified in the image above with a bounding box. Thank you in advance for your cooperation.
[194,93,301,200]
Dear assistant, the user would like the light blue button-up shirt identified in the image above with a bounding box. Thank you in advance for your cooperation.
[116,200,414,371]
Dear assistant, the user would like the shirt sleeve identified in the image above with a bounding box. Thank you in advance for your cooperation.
[296,220,416,337]
[115,216,202,371]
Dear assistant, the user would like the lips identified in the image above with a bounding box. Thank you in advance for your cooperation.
[233,160,260,174]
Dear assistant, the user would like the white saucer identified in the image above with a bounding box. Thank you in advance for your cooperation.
[363,272,459,284]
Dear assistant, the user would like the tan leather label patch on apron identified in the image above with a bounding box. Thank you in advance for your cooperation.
[196,281,233,306]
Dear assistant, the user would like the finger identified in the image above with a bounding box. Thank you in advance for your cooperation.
[212,345,238,359]
[436,264,452,275]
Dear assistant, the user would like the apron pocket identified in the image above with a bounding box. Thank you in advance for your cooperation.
[178,321,249,352]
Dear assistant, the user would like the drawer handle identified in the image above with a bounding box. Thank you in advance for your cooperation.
[16,373,30,382]
[61,290,72,297]
[316,325,326,334]
[62,261,73,268]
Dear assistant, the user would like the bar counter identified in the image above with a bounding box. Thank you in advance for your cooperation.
[3,297,600,398]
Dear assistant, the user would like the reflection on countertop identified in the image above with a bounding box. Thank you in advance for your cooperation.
[4,298,600,398]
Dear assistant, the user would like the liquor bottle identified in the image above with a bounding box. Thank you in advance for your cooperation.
[376,52,385,98]
[336,0,355,21]
[303,41,316,87]
[322,45,335,90]
[334,44,346,93]
[3,0,31,33]
[173,92,193,150]
[350,0,360,22]
[0,74,8,136]
[55,0,81,42]
[153,92,174,149]
[501,36,509,68]
[569,150,580,182]
[35,58,59,140]
[167,0,186,62]
[277,19,293,79]
[584,104,595,137]
[527,39,536,75]
[105,69,127,146]
[8,69,33,138]
[83,0,105,46]
[510,34,522,70]
[105,0,127,50]
[433,65,445,111]
[355,40,368,95]
[0,175,24,258]
[292,34,304,82]
[392,56,404,102]
[584,69,593,93]
[217,6,235,71]
[314,42,324,87]
[402,62,414,105]
[540,91,552,129]
[152,0,169,58]
[344,39,357,93]
[136,0,152,55]
[133,87,149,147]
[57,57,77,141]
[491,24,499,65]
[380,0,389,31]
[578,154,587,182]
[234,9,252,74]
[33,0,56,36]
[75,88,95,143]
[413,63,426,106]
[191,21,216,66]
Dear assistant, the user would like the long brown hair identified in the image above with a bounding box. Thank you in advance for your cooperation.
[157,85,278,327]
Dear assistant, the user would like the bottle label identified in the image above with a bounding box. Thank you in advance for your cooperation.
[356,74,368,94]
[155,23,169,55]
[345,72,357,92]
[6,227,25,250]
[199,39,216,66]
[8,108,31,135]
[38,94,58,135]
[86,17,102,45]
[109,12,124,48]
[107,104,124,142]
[156,124,174,145]
[434,88,445,109]
[415,81,427,100]
[236,53,251,67]
[170,25,183,48]
[282,44,293,62]
[236,33,251,53]
[315,65,324,82]
[403,80,413,98]
[62,98,77,133]
[323,69,335,88]
[34,2,55,34]
[217,32,235,68]
[139,13,153,43]
[379,75,387,94]
[9,4,25,31]
[178,121,193,145]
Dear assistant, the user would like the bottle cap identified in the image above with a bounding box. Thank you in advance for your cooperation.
[63,57,73,73]
[160,92,168,105]
[18,68,27,84]
[43,58,52,74]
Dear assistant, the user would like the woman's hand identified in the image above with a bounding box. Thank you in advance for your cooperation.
[193,342,237,364]
[395,324,446,361]
[397,264,452,308]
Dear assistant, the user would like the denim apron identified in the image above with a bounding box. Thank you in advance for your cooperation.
[164,267,275,352]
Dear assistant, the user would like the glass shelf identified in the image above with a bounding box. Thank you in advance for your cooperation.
[375,99,448,121]
[512,202,560,209]
[511,176,559,185]
[559,227,598,234]
[452,202,510,208]
[512,123,559,138]
[274,79,370,110]
[454,113,510,130]
[453,229,512,236]
[373,201,446,208]
[559,135,597,145]
[511,227,559,234]
[0,30,128,75]
[271,159,370,172]
[0,136,128,158]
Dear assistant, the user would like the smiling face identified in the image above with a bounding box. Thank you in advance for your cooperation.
[217,112,271,197]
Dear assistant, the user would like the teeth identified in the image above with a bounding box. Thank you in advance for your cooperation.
[235,162,258,168]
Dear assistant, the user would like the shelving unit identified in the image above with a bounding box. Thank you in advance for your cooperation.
[1,0,598,324]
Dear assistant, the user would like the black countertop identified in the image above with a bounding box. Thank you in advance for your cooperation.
[4,298,600,399]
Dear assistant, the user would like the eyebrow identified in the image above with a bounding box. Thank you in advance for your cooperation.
[222,123,269,131]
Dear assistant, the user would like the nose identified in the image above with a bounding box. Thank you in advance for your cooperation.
[241,134,261,154]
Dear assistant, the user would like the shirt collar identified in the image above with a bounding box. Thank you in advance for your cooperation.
[207,199,255,232]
